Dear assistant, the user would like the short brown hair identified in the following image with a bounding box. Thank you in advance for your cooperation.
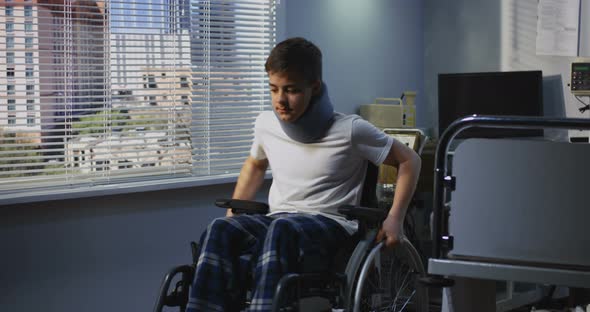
[265,37,322,83]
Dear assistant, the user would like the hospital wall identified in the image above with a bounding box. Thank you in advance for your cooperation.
[0,1,424,312]
[284,0,425,125]
[424,0,590,139]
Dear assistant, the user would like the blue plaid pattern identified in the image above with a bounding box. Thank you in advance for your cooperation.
[187,213,351,312]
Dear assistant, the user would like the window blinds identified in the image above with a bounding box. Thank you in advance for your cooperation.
[0,0,276,197]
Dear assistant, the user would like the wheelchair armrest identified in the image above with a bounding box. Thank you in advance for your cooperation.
[338,205,387,223]
[215,198,269,215]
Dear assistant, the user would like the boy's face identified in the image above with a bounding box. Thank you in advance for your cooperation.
[268,70,321,123]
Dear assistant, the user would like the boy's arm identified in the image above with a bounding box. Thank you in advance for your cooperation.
[376,139,422,247]
[227,156,269,217]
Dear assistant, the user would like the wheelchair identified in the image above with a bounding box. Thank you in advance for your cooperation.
[154,136,429,312]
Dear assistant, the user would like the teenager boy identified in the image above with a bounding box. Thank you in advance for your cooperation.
[187,37,421,312]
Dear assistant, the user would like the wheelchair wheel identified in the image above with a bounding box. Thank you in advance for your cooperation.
[352,238,429,312]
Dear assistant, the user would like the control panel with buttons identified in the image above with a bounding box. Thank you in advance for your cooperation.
[571,60,590,95]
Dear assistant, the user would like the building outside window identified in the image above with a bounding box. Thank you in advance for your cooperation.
[0,0,276,201]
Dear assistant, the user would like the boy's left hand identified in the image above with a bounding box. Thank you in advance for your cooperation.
[376,215,404,249]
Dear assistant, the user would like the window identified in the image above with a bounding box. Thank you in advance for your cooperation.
[7,85,16,95]
[8,99,16,111]
[25,84,35,96]
[6,22,14,32]
[25,52,34,64]
[180,76,189,88]
[0,0,276,200]
[25,37,33,48]
[8,116,16,125]
[6,52,15,64]
[148,95,157,106]
[6,6,13,16]
[147,75,157,88]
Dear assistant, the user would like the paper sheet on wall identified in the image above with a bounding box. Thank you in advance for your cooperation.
[536,0,580,56]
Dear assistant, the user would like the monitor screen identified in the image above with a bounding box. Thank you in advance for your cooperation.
[438,70,543,138]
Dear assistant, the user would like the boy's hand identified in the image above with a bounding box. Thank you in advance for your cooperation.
[376,215,404,249]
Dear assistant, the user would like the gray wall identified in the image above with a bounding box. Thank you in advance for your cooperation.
[424,0,502,136]
[0,2,424,312]
[0,183,262,312]
[284,0,426,125]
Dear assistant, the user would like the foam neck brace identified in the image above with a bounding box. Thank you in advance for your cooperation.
[275,82,335,143]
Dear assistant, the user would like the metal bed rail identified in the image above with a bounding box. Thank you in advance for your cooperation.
[431,114,590,261]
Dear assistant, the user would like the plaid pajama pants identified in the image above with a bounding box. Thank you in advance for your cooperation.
[187,213,352,312]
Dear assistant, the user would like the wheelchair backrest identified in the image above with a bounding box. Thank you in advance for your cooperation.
[360,162,379,209]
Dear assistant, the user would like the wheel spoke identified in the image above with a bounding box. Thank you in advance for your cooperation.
[357,243,426,312]
[392,267,411,308]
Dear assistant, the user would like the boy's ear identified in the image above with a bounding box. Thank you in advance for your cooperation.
[311,79,322,96]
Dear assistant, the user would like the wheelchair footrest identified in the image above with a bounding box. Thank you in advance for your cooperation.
[271,273,346,312]
[154,264,195,312]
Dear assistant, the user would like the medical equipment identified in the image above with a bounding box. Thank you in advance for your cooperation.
[438,71,543,138]
[425,115,590,290]
[568,59,590,142]
[376,128,426,210]
[360,92,416,128]
[571,58,590,96]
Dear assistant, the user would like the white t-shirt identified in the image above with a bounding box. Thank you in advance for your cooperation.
[250,111,394,234]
